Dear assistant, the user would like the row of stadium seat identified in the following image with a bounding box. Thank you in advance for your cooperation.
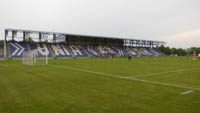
[8,41,164,57]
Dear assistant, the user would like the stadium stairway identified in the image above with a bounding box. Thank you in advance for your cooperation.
[66,45,74,57]
[83,45,99,57]
[80,46,91,57]
[7,42,11,57]
[63,44,74,57]
[47,43,56,58]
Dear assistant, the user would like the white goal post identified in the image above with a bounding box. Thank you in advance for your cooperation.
[22,51,34,65]
[22,48,48,65]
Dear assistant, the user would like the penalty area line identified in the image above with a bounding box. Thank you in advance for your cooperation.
[49,65,200,91]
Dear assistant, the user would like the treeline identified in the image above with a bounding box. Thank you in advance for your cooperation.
[157,45,200,56]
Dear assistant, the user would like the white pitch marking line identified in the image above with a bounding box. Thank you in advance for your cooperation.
[130,68,198,78]
[49,65,200,91]
[181,90,193,95]
[74,64,91,68]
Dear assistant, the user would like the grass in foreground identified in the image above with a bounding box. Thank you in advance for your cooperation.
[0,57,200,113]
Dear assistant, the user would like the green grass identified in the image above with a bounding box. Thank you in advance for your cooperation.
[0,57,200,113]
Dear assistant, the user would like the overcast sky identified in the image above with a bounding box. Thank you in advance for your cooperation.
[0,0,200,48]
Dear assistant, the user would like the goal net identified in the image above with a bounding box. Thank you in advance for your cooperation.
[22,51,34,65]
[22,48,48,65]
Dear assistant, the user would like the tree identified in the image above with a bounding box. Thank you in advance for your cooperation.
[171,48,177,54]
[157,45,171,55]
[165,47,171,54]
[157,45,187,56]
[157,45,165,53]
[25,37,34,43]
[43,39,48,43]
[187,47,200,55]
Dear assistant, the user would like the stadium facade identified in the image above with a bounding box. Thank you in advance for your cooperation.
[0,29,165,59]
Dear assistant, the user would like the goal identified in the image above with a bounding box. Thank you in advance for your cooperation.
[22,48,48,65]
[22,51,34,65]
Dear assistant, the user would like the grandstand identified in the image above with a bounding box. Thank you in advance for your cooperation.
[3,29,165,59]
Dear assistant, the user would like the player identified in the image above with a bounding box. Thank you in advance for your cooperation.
[128,53,132,61]
[198,53,200,60]
[154,54,158,60]
[175,54,178,59]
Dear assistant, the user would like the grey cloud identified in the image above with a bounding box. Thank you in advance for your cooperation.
[0,0,200,48]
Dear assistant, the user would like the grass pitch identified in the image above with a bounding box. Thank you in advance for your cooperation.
[0,57,200,113]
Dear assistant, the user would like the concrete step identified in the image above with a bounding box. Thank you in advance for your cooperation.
[47,43,56,57]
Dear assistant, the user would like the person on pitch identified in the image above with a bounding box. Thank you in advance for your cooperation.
[175,54,178,59]
[198,53,200,60]
[154,54,158,60]
[128,53,132,61]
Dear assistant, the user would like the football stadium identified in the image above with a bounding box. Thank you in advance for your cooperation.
[1,0,200,113]
[0,28,200,113]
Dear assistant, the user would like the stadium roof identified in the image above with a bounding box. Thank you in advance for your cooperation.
[5,28,165,44]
